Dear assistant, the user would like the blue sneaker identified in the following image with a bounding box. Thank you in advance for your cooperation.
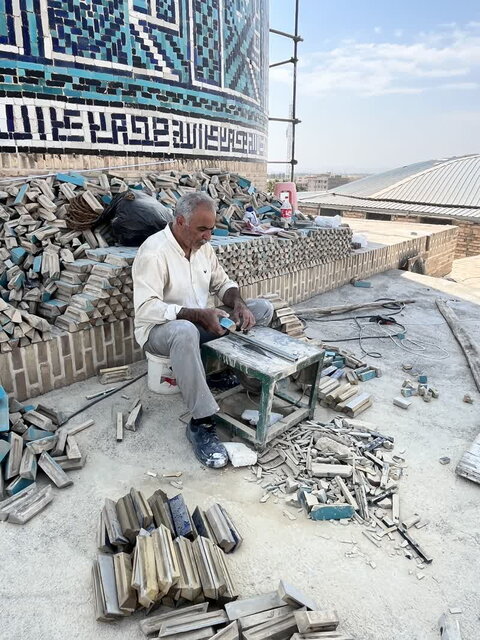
[186,418,228,469]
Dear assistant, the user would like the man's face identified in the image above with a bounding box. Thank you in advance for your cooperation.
[178,204,216,252]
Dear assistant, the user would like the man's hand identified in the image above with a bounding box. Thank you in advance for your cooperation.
[195,308,229,335]
[232,302,256,332]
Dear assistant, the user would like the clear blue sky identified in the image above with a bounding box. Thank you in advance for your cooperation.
[268,0,480,174]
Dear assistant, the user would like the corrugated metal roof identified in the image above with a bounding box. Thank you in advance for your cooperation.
[372,155,480,206]
[331,159,441,197]
[297,192,480,219]
[298,154,480,220]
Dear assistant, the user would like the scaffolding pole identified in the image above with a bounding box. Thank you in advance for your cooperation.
[269,0,302,182]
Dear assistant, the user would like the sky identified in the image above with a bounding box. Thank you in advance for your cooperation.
[268,0,480,174]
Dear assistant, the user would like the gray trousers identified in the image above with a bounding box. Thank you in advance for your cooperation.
[144,299,274,419]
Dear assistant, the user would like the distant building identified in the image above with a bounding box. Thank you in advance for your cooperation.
[296,173,354,192]
[297,155,480,259]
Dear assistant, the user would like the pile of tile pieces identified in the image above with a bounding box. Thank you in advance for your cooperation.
[259,294,306,339]
[94,488,243,622]
[0,172,113,324]
[393,374,439,410]
[0,168,353,338]
[0,387,92,524]
[139,581,352,639]
[249,416,433,569]
[313,344,380,418]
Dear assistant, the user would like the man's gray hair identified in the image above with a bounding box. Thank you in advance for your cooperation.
[175,192,216,221]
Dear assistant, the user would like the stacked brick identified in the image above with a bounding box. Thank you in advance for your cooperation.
[454,222,480,258]
[0,299,52,353]
[57,248,136,332]
[0,173,112,344]
[212,227,353,287]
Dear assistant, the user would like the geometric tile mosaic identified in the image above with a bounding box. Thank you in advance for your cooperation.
[0,0,268,160]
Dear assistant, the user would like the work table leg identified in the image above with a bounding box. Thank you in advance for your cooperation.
[308,360,322,419]
[256,381,276,448]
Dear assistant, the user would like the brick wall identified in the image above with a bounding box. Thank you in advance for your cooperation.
[301,206,479,260]
[423,227,458,276]
[0,226,458,401]
[0,319,144,401]
[340,210,366,219]
[454,221,480,258]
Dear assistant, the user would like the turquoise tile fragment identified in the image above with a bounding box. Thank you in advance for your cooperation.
[10,247,27,265]
[0,386,9,432]
[6,476,34,496]
[13,183,28,205]
[310,504,355,521]
[56,173,85,187]
[33,255,42,272]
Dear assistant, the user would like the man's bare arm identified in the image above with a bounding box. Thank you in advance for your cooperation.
[177,307,228,335]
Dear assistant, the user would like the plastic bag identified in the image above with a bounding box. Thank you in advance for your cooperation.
[351,233,368,248]
[314,214,342,228]
[99,190,173,246]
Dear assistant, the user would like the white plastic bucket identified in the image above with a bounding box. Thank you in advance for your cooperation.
[146,352,180,395]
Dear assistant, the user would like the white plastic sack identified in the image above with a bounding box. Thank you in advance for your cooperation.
[314,214,342,228]
[352,233,368,248]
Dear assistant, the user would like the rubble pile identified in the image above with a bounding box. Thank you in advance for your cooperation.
[93,483,354,637]
[251,415,432,568]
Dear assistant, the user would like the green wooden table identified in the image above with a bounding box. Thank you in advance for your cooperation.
[202,327,324,449]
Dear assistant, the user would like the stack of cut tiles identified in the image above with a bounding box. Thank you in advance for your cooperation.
[137,580,353,639]
[94,488,243,622]
[259,293,306,339]
[249,416,433,567]
[0,385,93,524]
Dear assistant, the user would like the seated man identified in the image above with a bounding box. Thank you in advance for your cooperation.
[132,192,273,469]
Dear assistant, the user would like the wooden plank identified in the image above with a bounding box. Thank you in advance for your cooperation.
[266,407,309,442]
[436,299,480,392]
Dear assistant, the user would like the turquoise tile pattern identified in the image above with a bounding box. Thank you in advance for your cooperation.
[0,0,268,160]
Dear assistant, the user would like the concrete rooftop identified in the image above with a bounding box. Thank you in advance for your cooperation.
[347,217,454,247]
[1,269,479,640]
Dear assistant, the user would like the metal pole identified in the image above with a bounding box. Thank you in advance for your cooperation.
[290,0,300,183]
